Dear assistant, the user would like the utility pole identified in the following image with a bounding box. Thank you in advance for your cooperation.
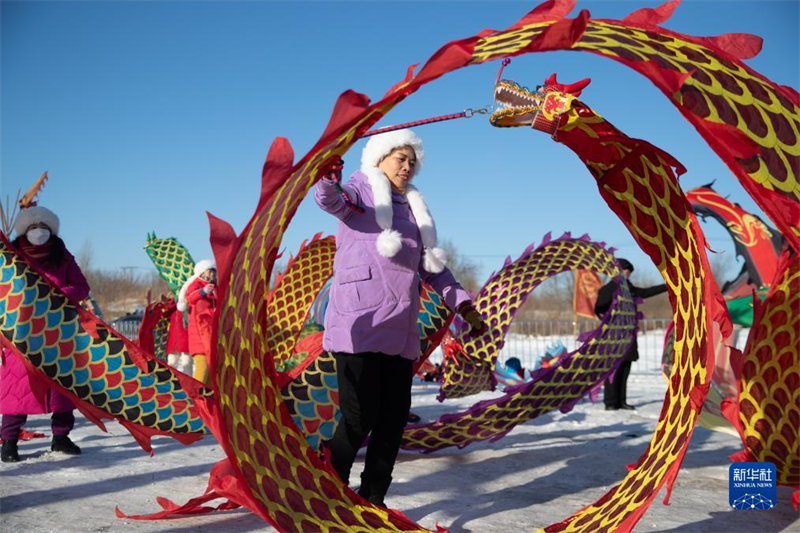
[120,266,143,279]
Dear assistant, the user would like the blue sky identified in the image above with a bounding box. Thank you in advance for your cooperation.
[2,1,798,287]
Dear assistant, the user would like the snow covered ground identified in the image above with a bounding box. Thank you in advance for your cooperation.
[1,374,797,533]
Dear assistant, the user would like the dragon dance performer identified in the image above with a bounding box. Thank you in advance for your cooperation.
[314,129,486,508]
[1,206,88,462]
[595,258,667,411]
[177,260,217,385]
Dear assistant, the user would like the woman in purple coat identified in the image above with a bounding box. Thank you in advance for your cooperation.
[1,206,90,462]
[315,129,485,507]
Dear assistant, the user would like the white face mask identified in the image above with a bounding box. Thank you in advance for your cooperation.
[26,228,51,246]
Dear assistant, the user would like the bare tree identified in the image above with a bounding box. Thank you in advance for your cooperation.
[707,250,736,287]
[76,240,94,271]
[633,270,673,319]
[77,243,168,319]
[439,239,480,294]
[517,272,576,320]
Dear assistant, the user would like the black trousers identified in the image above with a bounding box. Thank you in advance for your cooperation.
[604,360,632,407]
[327,352,413,499]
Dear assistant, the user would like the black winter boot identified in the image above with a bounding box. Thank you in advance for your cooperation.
[367,494,387,509]
[51,435,81,455]
[357,472,372,499]
[357,473,387,508]
[1,439,20,463]
[363,474,391,509]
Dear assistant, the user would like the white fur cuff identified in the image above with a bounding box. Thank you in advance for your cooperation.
[376,228,402,257]
[423,247,447,273]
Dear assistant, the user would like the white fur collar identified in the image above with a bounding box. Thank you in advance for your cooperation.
[362,167,446,273]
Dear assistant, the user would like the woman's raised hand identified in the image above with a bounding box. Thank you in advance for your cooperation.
[322,156,345,183]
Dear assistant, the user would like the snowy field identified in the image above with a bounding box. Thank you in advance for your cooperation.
[1,373,797,533]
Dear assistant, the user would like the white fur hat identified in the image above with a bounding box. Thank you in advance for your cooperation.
[193,259,216,277]
[361,128,425,174]
[177,259,217,311]
[359,129,446,273]
[14,206,60,237]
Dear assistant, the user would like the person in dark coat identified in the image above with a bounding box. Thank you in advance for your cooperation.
[595,259,667,410]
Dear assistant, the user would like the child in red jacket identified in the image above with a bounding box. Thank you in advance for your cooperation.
[177,260,217,384]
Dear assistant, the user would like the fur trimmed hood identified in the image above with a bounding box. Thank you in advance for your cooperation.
[177,259,217,312]
[14,206,60,237]
[359,130,446,273]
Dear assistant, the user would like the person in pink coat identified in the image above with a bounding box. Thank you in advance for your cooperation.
[177,260,217,384]
[1,206,90,462]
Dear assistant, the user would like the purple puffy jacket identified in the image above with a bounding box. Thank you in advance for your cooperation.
[315,171,470,361]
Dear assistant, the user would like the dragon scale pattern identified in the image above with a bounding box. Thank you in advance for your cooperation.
[0,239,208,440]
[403,236,638,452]
[737,250,799,486]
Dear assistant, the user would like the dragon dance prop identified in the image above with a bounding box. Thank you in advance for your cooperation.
[492,64,732,531]
[686,185,782,329]
[0,234,209,452]
[722,248,799,494]
[0,428,46,445]
[1,171,49,237]
[144,232,196,298]
[660,185,786,436]
[137,299,175,361]
[435,232,617,401]
[267,234,337,371]
[401,234,639,453]
[19,171,49,210]
[132,1,797,531]
[139,233,196,364]
[686,185,784,299]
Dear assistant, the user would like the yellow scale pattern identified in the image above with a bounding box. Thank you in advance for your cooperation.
[266,235,336,368]
[438,238,618,399]
[738,251,799,486]
[540,102,711,532]
[403,238,639,451]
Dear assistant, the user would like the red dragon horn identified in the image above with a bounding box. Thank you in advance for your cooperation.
[543,73,592,96]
